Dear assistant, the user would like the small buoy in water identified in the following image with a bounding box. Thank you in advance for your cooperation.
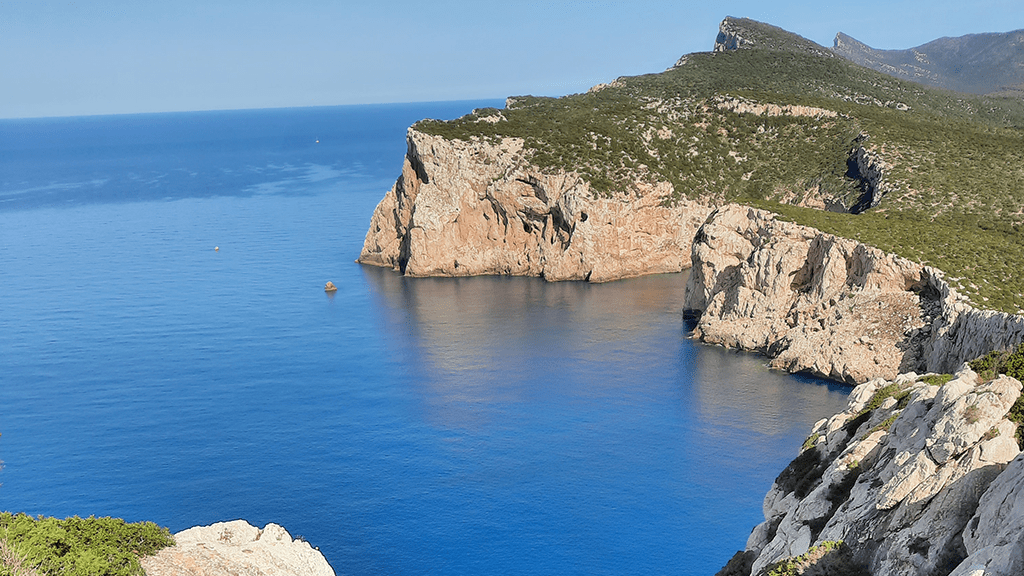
[214,246,219,251]
[324,281,337,292]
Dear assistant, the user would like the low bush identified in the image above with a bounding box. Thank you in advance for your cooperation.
[0,513,173,576]
[968,343,1024,448]
[918,374,954,387]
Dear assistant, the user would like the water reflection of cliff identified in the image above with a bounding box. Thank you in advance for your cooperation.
[361,266,849,438]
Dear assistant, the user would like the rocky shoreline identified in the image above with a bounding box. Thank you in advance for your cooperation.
[684,204,1024,385]
[358,127,1024,387]
[356,124,1024,575]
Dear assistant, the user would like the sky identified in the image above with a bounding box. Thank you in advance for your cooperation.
[2,0,1022,119]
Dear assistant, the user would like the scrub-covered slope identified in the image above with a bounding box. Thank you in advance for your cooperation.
[359,16,1024,312]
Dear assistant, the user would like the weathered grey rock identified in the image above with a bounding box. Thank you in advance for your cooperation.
[358,128,713,282]
[141,520,334,576]
[737,369,1022,576]
[953,451,1024,576]
[685,204,1024,384]
[684,204,925,384]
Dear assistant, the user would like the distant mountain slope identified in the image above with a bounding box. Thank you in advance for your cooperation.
[833,29,1024,97]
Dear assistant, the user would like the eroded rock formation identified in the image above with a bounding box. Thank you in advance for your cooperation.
[357,128,713,282]
[730,365,1023,576]
[141,520,334,576]
[684,204,1024,384]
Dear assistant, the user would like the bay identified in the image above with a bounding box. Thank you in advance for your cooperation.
[0,102,850,575]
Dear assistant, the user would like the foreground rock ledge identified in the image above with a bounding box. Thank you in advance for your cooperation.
[141,520,334,576]
[358,128,713,282]
[719,365,1024,576]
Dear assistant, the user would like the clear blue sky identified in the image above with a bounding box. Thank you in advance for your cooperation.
[2,0,1022,118]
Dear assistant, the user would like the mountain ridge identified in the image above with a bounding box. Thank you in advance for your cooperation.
[832,27,1024,97]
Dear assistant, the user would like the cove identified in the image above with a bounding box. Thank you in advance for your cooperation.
[0,104,850,575]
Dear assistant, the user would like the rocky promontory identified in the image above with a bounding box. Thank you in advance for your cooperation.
[141,521,334,576]
[684,204,1024,385]
[358,127,713,282]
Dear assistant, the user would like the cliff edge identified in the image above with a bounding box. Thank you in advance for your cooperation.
[358,127,712,282]
[684,204,1024,384]
[718,365,1024,576]
[141,520,334,576]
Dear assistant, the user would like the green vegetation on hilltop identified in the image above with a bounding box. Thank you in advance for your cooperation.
[969,343,1024,449]
[0,514,172,576]
[416,20,1024,313]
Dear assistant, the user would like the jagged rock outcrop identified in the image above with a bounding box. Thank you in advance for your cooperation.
[713,17,754,53]
[358,128,713,282]
[684,204,927,384]
[709,17,838,59]
[953,450,1024,575]
[731,365,1023,576]
[141,521,334,576]
[684,204,1024,384]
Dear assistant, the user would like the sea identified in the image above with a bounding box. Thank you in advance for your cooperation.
[0,101,852,575]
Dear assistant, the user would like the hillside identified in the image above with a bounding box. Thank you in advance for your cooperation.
[406,17,1024,313]
[833,28,1024,98]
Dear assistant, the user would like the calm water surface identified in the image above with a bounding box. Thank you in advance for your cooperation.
[0,103,850,575]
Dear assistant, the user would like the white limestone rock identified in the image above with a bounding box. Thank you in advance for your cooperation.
[141,520,334,576]
[955,452,1024,575]
[685,204,1024,384]
[734,370,1022,576]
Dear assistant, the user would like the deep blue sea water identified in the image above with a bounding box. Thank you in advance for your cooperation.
[0,102,850,575]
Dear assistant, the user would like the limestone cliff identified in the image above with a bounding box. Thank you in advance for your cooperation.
[358,127,712,282]
[141,520,334,576]
[684,204,1024,384]
[720,366,1024,576]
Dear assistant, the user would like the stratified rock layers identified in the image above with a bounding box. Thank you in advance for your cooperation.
[685,204,1024,384]
[358,129,712,282]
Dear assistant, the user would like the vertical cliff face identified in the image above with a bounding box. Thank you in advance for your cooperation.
[358,128,713,282]
[684,204,927,384]
[684,205,1024,384]
[725,366,1023,576]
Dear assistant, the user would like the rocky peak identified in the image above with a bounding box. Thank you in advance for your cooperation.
[832,32,870,54]
[713,16,753,52]
[708,17,837,59]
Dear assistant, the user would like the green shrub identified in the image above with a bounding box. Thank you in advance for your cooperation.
[859,383,910,415]
[801,433,820,452]
[918,374,954,387]
[763,540,869,576]
[0,513,173,576]
[969,344,1024,448]
[869,414,899,435]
